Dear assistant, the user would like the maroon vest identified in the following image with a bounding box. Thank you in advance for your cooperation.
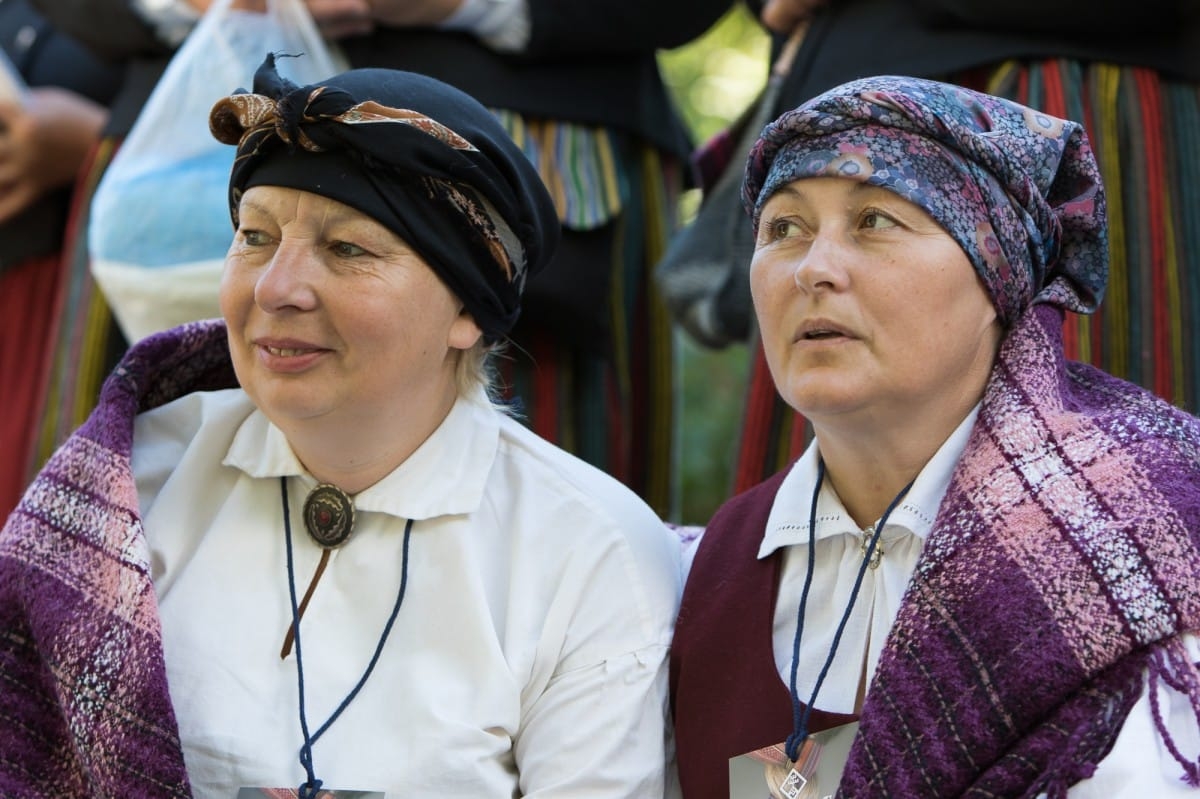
[670,470,855,799]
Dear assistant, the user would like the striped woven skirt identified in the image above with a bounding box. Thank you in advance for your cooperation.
[493,113,680,516]
[25,138,126,494]
[1,251,65,519]
[733,59,1200,492]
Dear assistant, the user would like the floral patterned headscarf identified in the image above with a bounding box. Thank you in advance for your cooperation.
[742,75,1108,324]
[210,54,560,341]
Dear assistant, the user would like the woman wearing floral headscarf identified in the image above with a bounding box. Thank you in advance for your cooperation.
[670,75,1200,798]
[0,56,681,797]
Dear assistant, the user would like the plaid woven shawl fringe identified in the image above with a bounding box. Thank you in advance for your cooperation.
[838,304,1200,797]
[0,320,235,797]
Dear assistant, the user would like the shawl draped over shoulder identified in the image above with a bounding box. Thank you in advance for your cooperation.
[0,320,234,797]
[841,302,1200,796]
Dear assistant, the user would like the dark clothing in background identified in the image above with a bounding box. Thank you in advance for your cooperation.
[35,0,730,149]
[0,0,120,268]
[772,0,1198,108]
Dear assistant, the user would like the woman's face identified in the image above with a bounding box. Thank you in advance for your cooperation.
[221,185,482,430]
[750,177,1001,431]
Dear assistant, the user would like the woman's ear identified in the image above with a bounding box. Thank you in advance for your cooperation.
[448,310,483,351]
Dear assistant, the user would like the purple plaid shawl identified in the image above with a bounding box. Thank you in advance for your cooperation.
[0,320,235,797]
[839,303,1200,797]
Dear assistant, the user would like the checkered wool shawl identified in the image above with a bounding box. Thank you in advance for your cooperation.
[0,320,235,797]
[838,302,1200,797]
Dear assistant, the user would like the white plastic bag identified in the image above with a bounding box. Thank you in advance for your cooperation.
[90,0,347,342]
[0,48,27,105]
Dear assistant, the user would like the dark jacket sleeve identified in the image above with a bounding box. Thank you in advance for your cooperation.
[524,0,734,57]
[29,0,171,61]
[907,0,1199,36]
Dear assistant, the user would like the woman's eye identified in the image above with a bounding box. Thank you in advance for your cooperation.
[331,241,368,258]
[861,211,897,230]
[240,229,270,246]
[763,217,802,242]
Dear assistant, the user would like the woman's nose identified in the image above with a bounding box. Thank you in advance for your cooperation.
[791,232,848,293]
[254,242,319,313]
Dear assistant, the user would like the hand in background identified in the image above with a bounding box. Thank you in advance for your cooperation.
[0,87,106,223]
[305,0,374,38]
[305,0,465,38]
[363,0,462,27]
[759,0,827,33]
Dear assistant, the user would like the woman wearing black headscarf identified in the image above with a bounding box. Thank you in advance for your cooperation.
[0,57,682,798]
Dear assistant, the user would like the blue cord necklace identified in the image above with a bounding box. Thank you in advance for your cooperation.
[280,476,413,798]
[784,458,914,765]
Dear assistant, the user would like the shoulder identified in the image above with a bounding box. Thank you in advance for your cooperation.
[683,468,791,581]
[133,387,253,450]
[490,412,680,573]
[493,414,664,527]
[482,415,682,656]
[1063,362,1200,466]
[132,388,254,510]
[709,468,791,532]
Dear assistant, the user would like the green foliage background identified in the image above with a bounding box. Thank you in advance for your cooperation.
[660,6,770,143]
[656,7,771,524]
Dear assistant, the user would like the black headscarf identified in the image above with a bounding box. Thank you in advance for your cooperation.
[209,54,560,340]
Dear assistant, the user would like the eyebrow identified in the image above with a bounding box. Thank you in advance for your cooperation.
[236,196,272,220]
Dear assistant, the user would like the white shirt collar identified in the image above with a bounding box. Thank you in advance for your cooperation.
[757,406,980,559]
[223,387,500,521]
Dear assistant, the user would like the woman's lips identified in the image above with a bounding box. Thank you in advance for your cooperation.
[263,345,314,357]
[254,338,328,371]
[794,319,855,343]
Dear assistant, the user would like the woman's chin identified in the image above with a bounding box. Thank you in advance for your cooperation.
[779,378,872,422]
[253,393,335,428]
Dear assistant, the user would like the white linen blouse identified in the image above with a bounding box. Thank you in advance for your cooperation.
[132,387,681,798]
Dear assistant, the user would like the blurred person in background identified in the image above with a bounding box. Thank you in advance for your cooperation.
[0,0,120,517]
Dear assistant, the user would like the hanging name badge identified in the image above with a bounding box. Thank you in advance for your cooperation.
[237,788,385,798]
[728,721,859,799]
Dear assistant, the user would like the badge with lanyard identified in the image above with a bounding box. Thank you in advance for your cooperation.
[735,459,913,799]
[734,721,859,799]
